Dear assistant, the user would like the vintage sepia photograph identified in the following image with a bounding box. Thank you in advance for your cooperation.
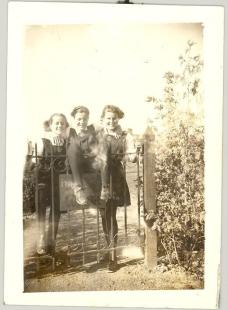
[4,2,223,308]
[22,23,204,292]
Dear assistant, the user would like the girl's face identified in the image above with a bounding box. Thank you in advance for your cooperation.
[102,111,119,131]
[73,112,89,131]
[50,115,67,136]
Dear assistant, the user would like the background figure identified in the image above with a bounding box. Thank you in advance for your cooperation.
[35,113,69,255]
[67,106,101,205]
[98,105,137,271]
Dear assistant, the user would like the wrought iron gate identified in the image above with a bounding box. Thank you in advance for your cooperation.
[23,143,144,275]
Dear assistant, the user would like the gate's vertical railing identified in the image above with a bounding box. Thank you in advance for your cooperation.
[123,141,128,244]
[123,160,128,243]
[96,204,100,263]
[110,174,114,261]
[65,145,72,267]
[136,146,141,246]
[50,146,56,270]
[66,190,71,267]
[82,207,86,265]
[34,143,40,273]
[144,127,157,268]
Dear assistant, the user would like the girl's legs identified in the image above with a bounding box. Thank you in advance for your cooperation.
[36,184,48,254]
[46,190,61,255]
[67,141,83,187]
[100,201,118,267]
[67,140,87,205]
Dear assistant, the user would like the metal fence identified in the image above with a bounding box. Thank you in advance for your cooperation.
[23,143,144,275]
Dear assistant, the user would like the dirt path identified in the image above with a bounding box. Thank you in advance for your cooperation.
[23,163,203,291]
[24,259,202,292]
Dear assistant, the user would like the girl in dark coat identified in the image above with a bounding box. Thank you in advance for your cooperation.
[67,106,101,205]
[98,105,136,270]
[35,113,69,255]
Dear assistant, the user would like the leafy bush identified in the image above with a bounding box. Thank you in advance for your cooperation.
[146,41,204,279]
[23,155,36,215]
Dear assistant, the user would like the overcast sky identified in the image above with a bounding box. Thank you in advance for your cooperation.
[22,23,202,139]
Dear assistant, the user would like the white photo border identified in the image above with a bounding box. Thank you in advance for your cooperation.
[4,2,224,308]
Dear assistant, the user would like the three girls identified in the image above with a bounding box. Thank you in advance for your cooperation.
[33,105,136,271]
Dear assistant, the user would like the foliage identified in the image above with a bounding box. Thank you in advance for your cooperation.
[23,155,36,215]
[146,41,204,279]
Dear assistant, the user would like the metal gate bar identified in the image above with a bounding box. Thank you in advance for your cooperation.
[67,244,131,256]
[82,207,86,265]
[96,205,100,263]
[110,174,114,261]
[137,147,141,245]
[34,143,40,273]
[50,146,56,271]
[123,161,128,243]
[67,206,71,267]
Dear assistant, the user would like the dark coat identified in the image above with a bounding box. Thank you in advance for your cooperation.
[97,129,131,207]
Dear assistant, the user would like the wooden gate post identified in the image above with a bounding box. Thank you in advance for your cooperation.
[144,126,157,268]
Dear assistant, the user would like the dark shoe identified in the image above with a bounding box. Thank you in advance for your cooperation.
[108,260,119,272]
[99,252,110,263]
[46,245,55,256]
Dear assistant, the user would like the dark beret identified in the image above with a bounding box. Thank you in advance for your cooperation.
[71,106,90,117]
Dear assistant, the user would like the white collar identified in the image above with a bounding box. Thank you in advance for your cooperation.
[103,125,123,138]
[43,131,67,145]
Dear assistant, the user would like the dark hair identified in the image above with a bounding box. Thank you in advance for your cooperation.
[71,106,90,118]
[101,105,124,119]
[43,113,69,132]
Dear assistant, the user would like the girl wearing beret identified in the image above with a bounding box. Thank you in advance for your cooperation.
[67,106,101,206]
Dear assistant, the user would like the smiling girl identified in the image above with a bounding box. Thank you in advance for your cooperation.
[67,106,99,206]
[35,113,69,255]
[97,105,137,270]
